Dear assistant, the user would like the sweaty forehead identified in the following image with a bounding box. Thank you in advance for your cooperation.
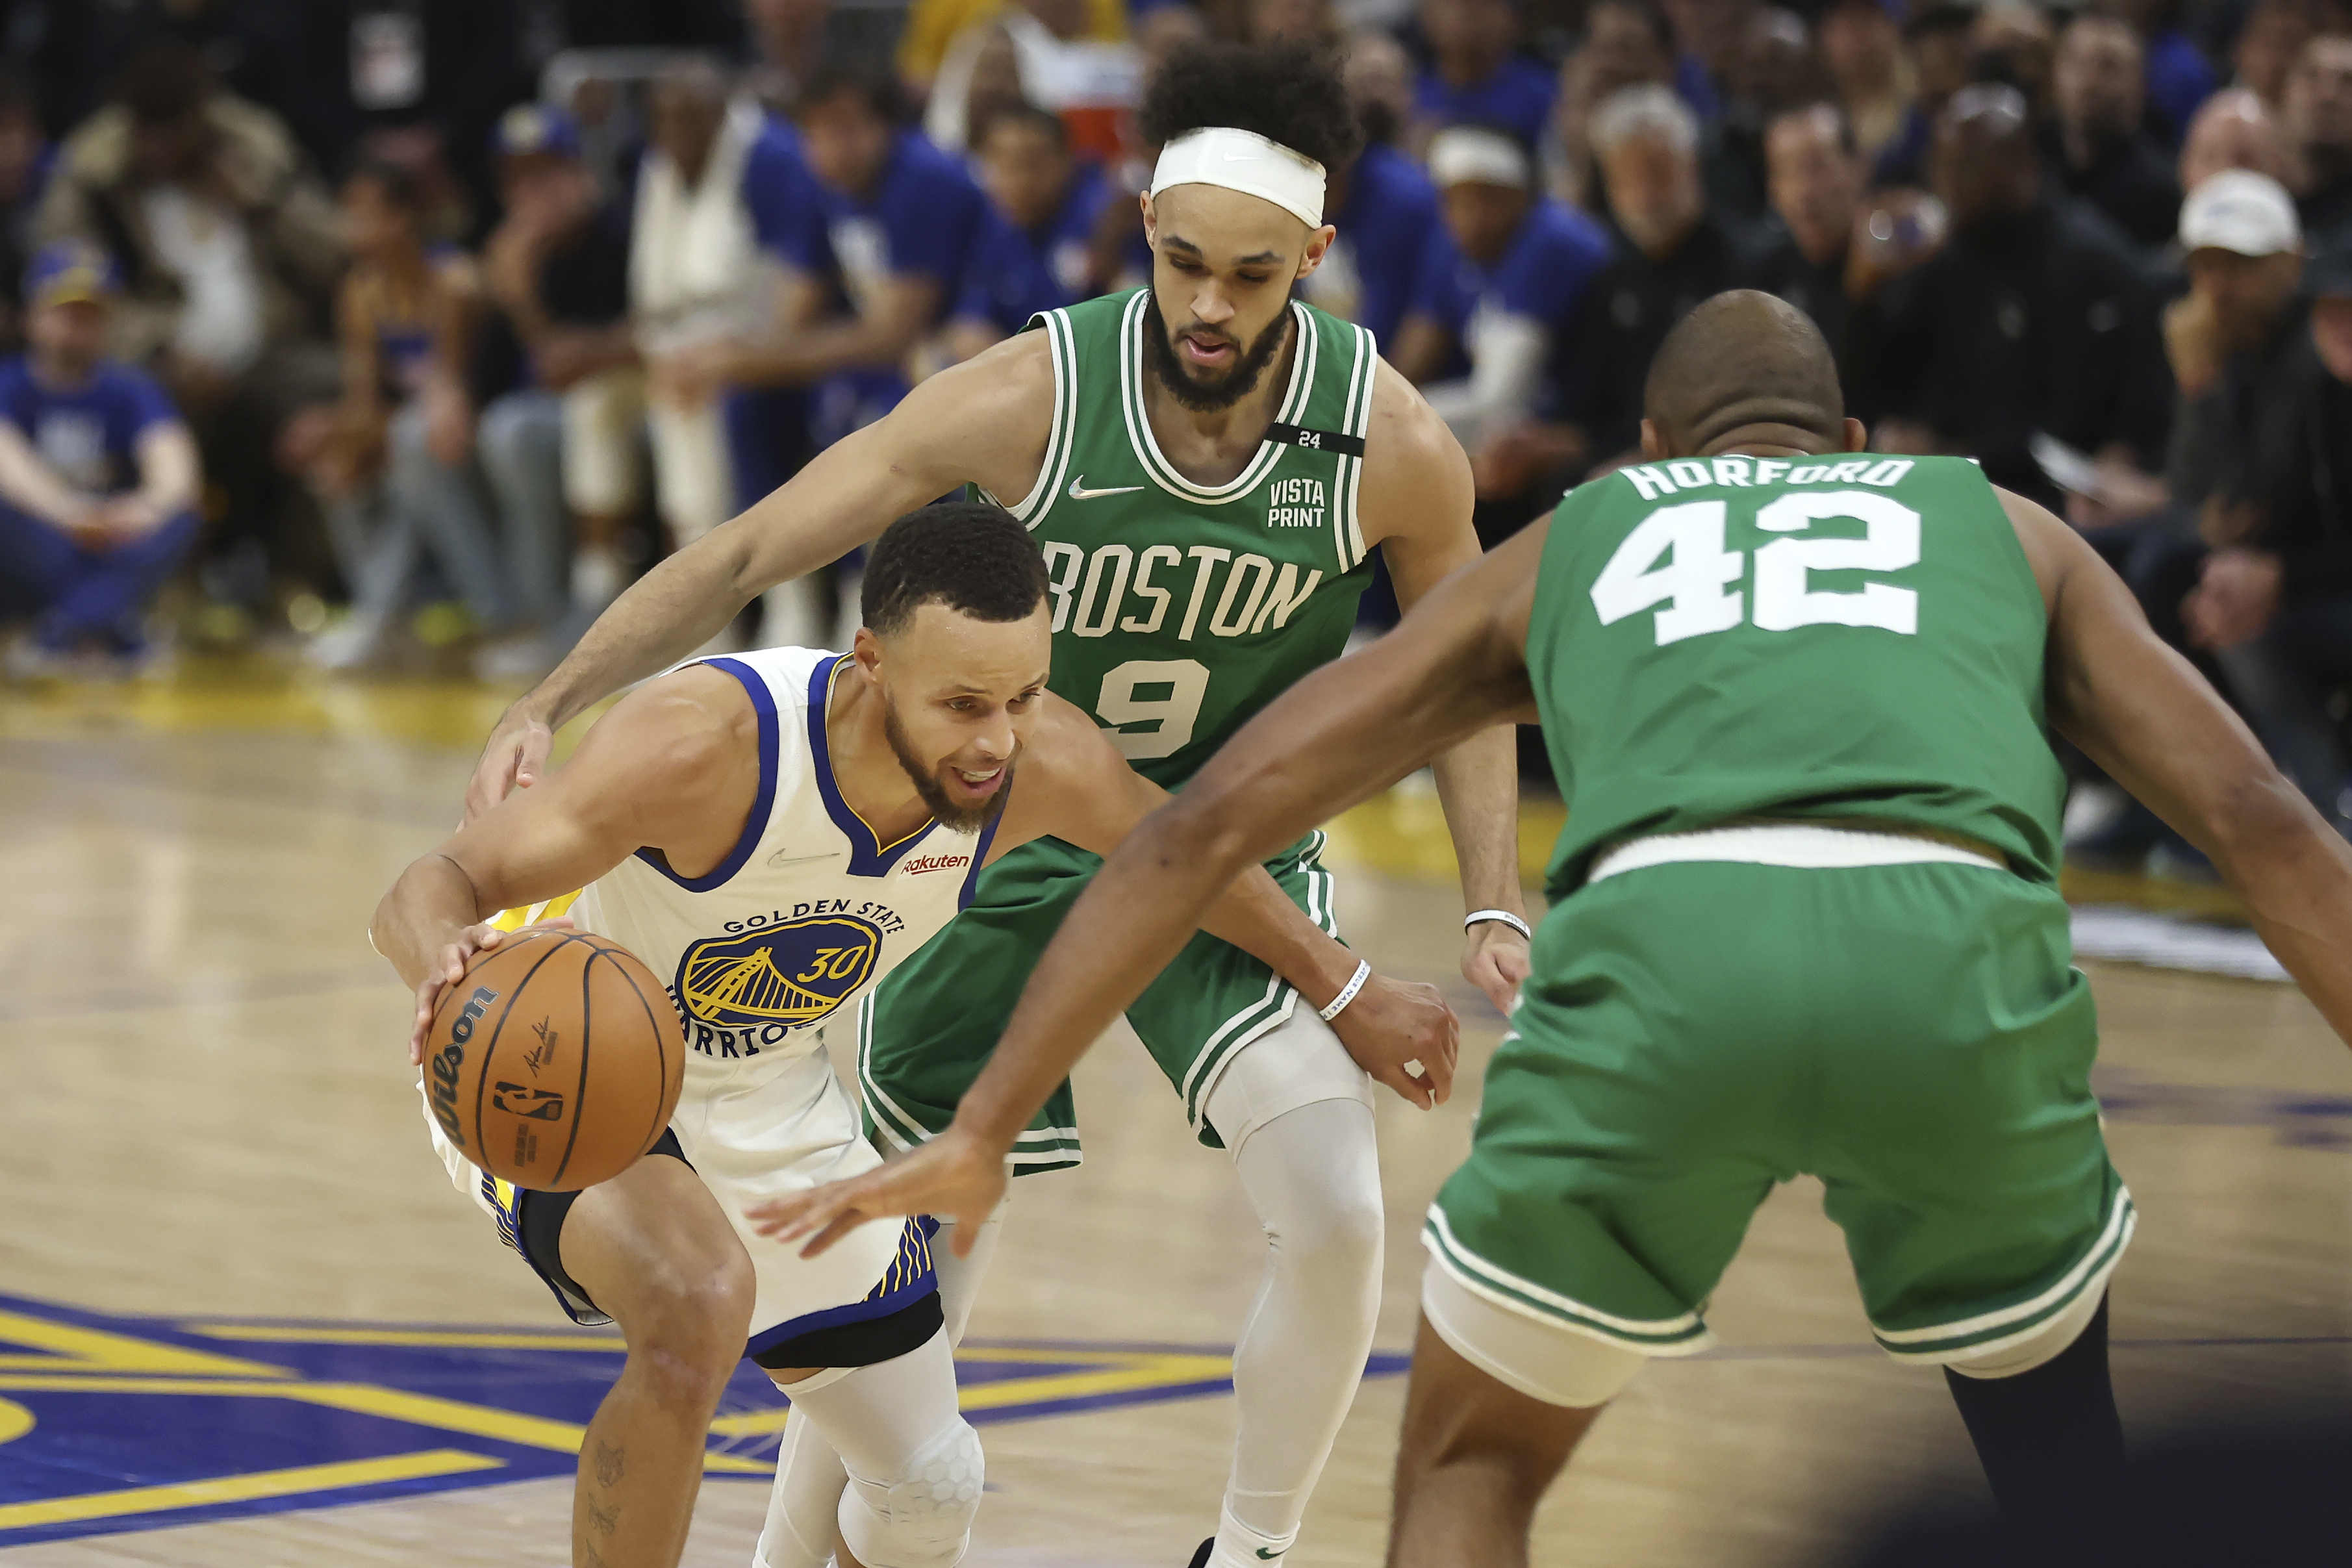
[1152,183,1308,264]
[892,601,1052,689]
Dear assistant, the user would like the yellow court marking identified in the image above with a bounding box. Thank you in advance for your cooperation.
[0,1310,294,1380]
[186,1324,626,1352]
[0,1397,31,1445]
[0,1450,505,1530]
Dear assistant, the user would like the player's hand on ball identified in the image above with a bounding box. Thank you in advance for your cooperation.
[407,917,575,1065]
[1331,973,1459,1109]
[747,1126,1008,1260]
[1461,920,1532,1016]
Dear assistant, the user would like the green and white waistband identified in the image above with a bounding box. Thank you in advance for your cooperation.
[1587,822,2004,884]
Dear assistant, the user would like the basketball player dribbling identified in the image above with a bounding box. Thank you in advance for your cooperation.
[462,41,1526,1568]
[372,505,1454,1568]
[754,294,2352,1566]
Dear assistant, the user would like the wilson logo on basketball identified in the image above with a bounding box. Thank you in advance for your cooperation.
[427,985,500,1152]
[673,915,885,1052]
[902,853,970,876]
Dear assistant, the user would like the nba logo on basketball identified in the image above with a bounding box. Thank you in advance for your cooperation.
[675,915,885,1048]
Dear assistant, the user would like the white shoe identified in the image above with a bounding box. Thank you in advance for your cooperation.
[305,616,388,672]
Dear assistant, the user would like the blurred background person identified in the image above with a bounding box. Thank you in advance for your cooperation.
[941,100,1115,359]
[1860,84,2171,511]
[2230,0,2320,117]
[36,38,344,627]
[284,160,509,672]
[1875,1,1978,186]
[1545,0,1674,213]
[0,68,53,353]
[1391,122,1609,529]
[1817,0,1910,168]
[1304,29,1445,349]
[2283,31,2352,252]
[0,240,199,677]
[474,101,639,637]
[1704,6,1829,223]
[2049,12,2182,251]
[1741,101,1869,388]
[2179,84,2292,195]
[1550,82,1750,473]
[1415,0,1556,150]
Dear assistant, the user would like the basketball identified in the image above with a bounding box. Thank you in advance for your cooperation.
[422,931,684,1192]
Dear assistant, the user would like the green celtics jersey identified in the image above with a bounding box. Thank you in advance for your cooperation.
[981,288,1379,786]
[1528,452,2065,894]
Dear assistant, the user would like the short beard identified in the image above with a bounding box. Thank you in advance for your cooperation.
[1143,292,1292,412]
[883,698,1013,835]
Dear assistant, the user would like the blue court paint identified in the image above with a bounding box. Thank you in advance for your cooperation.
[0,1292,1410,1547]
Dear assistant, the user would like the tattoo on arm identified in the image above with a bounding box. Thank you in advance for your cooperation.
[593,1441,626,1487]
[586,1498,619,1537]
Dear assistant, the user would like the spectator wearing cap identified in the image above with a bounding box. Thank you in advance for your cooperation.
[1860,83,2171,509]
[1552,83,1752,470]
[474,100,641,631]
[942,101,1117,361]
[1873,2,1978,188]
[1392,122,1609,528]
[1817,0,1908,167]
[2047,14,2183,251]
[1415,0,1558,152]
[283,160,512,672]
[671,67,987,451]
[1741,101,1870,390]
[34,40,344,614]
[2162,174,2352,828]
[2179,86,2292,195]
[0,241,200,677]
[2283,33,2352,251]
[1303,32,1446,351]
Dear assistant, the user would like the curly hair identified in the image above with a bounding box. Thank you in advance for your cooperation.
[862,503,1048,638]
[1139,40,1363,173]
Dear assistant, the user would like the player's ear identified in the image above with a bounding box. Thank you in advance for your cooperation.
[1638,420,1666,462]
[1140,190,1158,249]
[1295,223,1336,281]
[851,626,885,681]
[1843,417,1868,453]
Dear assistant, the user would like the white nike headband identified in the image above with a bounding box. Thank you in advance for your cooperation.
[1148,127,1328,228]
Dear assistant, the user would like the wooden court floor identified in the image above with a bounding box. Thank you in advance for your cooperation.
[2,668,2349,1566]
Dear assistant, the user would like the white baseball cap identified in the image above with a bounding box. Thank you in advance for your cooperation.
[2179,169,2302,257]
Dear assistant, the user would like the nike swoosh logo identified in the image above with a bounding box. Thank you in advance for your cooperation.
[766,849,835,869]
[1255,1551,1284,1561]
[1068,476,1145,501]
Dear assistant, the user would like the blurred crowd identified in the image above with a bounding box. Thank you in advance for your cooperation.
[1,0,2351,863]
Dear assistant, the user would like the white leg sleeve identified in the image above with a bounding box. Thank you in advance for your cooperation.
[757,1401,850,1568]
[933,1197,1007,1348]
[1202,1023,1384,1568]
[778,1330,981,1568]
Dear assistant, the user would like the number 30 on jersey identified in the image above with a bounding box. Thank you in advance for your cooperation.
[1591,490,1921,646]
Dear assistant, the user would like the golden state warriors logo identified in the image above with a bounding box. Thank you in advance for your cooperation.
[677,915,883,1033]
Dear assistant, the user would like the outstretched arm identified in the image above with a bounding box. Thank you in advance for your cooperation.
[2010,490,2352,1045]
[991,697,1460,1109]
[1363,358,1533,1013]
[751,526,1543,1254]
[375,668,757,1063]
[465,333,1058,817]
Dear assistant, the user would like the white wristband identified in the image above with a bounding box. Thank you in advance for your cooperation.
[1465,909,1533,941]
[1317,958,1372,1022]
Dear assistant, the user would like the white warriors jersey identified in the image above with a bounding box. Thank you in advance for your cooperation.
[423,646,999,1338]
[567,644,1002,1077]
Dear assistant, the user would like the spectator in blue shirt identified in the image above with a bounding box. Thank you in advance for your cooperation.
[1392,125,1610,534]
[942,103,1116,360]
[696,66,988,446]
[1302,31,1446,352]
[1415,0,1558,151]
[0,240,199,676]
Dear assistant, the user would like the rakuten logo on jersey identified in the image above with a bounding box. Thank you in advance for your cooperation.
[903,853,971,876]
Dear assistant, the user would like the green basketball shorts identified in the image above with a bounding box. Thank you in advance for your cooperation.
[1426,855,2132,1365]
[858,831,1341,1172]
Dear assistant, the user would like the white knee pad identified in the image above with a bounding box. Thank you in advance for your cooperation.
[839,1416,983,1568]
[1420,1254,1648,1410]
